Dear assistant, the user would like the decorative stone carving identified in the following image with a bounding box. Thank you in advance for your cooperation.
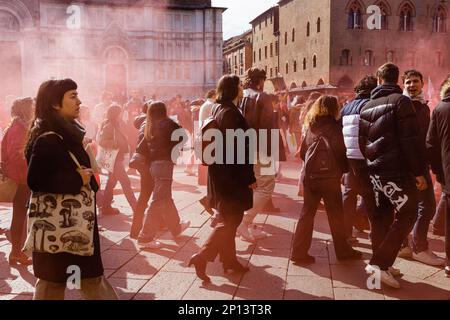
[0,10,20,30]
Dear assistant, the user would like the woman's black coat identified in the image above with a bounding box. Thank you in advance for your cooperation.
[207,101,256,214]
[26,121,103,283]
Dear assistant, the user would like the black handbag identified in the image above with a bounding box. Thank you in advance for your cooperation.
[129,138,149,171]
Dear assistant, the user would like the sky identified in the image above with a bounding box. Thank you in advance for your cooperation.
[212,0,279,40]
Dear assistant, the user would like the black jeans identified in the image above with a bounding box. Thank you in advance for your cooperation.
[342,161,376,238]
[410,171,436,252]
[292,179,353,259]
[369,175,418,270]
[432,191,446,233]
[10,184,31,254]
[198,209,243,266]
[132,166,154,233]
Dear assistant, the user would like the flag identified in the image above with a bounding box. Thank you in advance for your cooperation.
[428,76,435,101]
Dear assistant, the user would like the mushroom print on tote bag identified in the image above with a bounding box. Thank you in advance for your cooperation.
[23,185,95,256]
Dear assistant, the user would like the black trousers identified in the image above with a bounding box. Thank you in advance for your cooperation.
[445,194,450,265]
[198,209,243,266]
[10,184,31,253]
[292,179,352,259]
[342,160,376,238]
[369,176,418,270]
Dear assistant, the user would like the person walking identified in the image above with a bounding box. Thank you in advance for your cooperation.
[25,79,117,299]
[1,97,34,265]
[291,95,362,264]
[359,63,427,288]
[427,74,450,277]
[188,75,256,282]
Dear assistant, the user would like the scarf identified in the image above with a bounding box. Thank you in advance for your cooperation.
[403,89,427,104]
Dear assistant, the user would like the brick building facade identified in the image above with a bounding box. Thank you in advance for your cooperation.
[223,29,252,78]
[225,0,449,99]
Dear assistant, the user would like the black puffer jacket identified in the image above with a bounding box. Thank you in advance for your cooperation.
[427,94,450,195]
[411,100,431,168]
[359,84,425,178]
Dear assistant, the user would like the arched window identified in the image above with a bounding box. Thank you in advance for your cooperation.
[399,2,414,31]
[317,17,321,33]
[303,58,307,70]
[313,55,317,68]
[306,22,310,36]
[347,1,363,29]
[386,50,394,62]
[294,60,297,72]
[292,28,295,42]
[376,1,390,30]
[433,6,447,33]
[364,50,374,66]
[285,31,288,45]
[340,49,351,65]
[286,62,289,74]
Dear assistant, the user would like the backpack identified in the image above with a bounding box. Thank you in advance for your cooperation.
[195,110,220,166]
[240,93,262,129]
[304,135,339,180]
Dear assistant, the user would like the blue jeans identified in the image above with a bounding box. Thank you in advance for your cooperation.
[139,161,181,240]
[411,172,436,252]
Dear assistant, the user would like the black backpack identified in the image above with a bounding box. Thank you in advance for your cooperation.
[194,107,221,166]
[304,135,339,180]
[240,93,262,129]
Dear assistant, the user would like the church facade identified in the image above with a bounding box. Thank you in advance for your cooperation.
[0,0,225,103]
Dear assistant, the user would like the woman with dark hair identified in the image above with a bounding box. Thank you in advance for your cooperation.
[97,103,137,215]
[26,79,117,299]
[1,97,34,265]
[188,75,257,282]
[137,101,190,249]
[291,95,362,263]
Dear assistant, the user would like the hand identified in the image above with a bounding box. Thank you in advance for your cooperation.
[249,182,257,190]
[77,167,93,185]
[415,176,428,191]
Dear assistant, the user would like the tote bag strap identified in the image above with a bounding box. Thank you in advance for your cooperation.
[38,131,83,169]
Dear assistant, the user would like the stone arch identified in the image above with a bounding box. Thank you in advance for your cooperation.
[289,82,297,90]
[345,0,365,13]
[397,0,416,17]
[0,0,34,29]
[375,0,392,15]
[317,78,325,86]
[301,81,307,88]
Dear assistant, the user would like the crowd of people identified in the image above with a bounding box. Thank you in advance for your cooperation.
[0,62,448,299]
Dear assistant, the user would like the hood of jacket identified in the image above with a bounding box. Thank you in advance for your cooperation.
[371,83,403,100]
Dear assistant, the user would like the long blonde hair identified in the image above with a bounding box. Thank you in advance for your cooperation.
[304,95,340,129]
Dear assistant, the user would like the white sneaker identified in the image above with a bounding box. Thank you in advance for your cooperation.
[236,224,255,242]
[388,266,402,277]
[138,239,162,249]
[397,246,413,258]
[412,249,445,266]
[365,264,401,288]
[249,225,268,240]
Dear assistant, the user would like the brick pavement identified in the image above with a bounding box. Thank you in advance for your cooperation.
[0,160,449,300]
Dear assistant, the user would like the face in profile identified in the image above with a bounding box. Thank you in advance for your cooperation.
[56,90,82,120]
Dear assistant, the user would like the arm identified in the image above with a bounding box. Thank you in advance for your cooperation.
[27,136,84,194]
[4,124,28,184]
[426,109,444,181]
